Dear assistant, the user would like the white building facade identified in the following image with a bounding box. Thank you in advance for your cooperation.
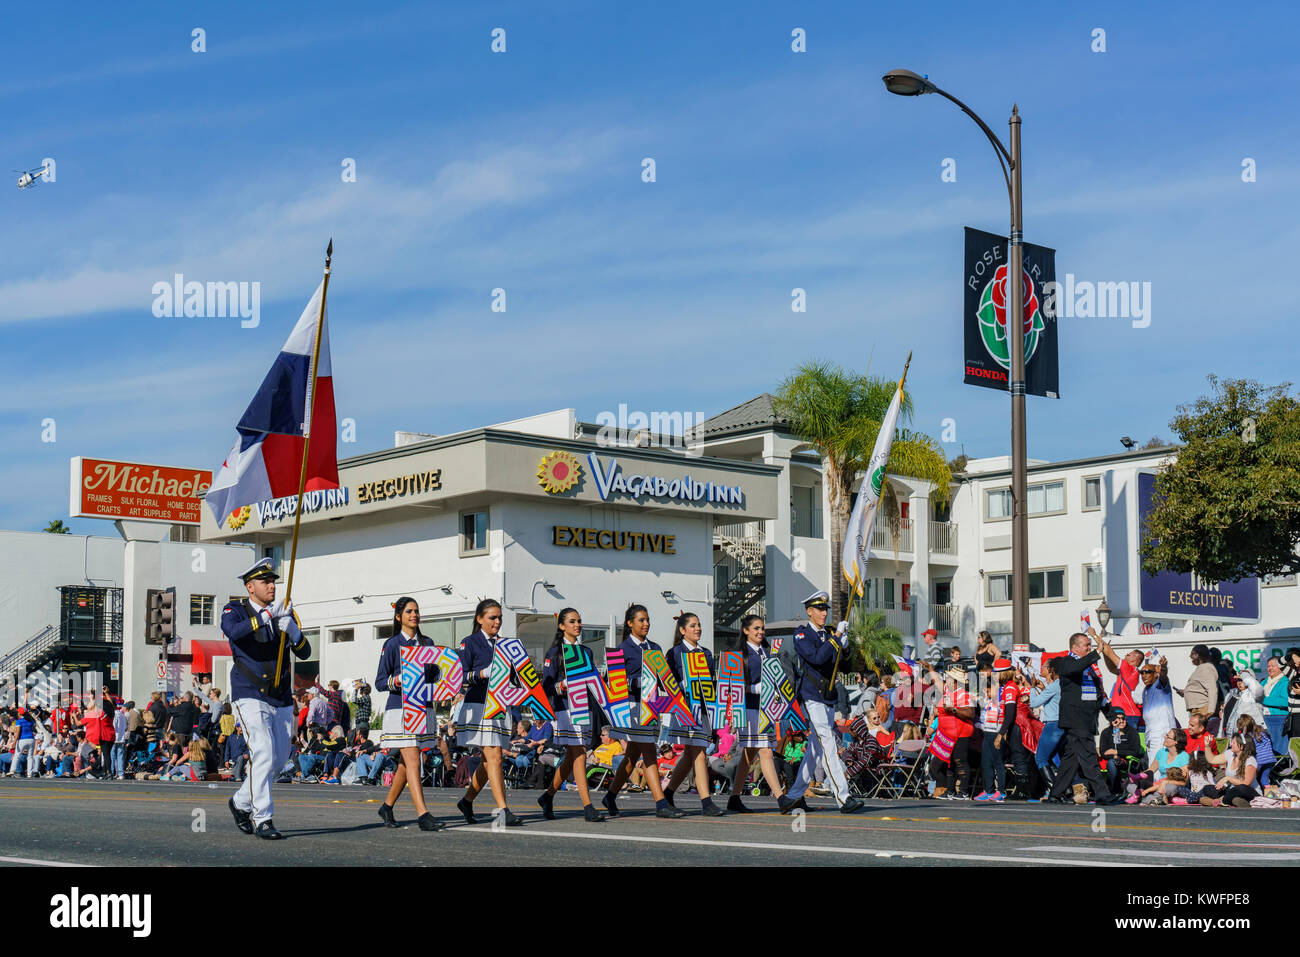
[198,410,779,690]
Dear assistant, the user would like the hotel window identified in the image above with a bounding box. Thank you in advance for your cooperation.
[330,628,354,643]
[1082,475,1102,511]
[1083,563,1104,600]
[985,481,1066,521]
[460,509,489,556]
[1026,481,1066,516]
[190,594,214,626]
[986,567,1067,605]
[985,489,1013,520]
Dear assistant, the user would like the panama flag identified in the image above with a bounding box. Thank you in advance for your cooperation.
[891,654,919,677]
[205,280,338,526]
[841,365,906,597]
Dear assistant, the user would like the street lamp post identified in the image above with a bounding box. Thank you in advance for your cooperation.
[883,69,1030,648]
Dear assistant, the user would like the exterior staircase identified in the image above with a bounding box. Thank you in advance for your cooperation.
[714,530,766,628]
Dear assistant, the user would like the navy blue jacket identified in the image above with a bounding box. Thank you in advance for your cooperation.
[221,599,310,707]
[223,732,248,764]
[458,630,496,705]
[742,642,769,711]
[375,631,434,713]
[617,636,661,702]
[542,640,574,710]
[666,643,715,684]
[793,622,839,706]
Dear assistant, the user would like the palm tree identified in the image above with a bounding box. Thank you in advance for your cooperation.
[44,519,71,534]
[843,606,903,676]
[774,359,951,623]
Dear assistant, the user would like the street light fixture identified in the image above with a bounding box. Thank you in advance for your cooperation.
[1096,598,1112,632]
[883,69,1030,649]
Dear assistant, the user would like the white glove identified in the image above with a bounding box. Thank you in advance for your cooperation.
[749,682,762,694]
[835,621,849,637]
[267,599,285,618]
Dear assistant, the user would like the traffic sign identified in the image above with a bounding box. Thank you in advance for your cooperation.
[156,660,167,679]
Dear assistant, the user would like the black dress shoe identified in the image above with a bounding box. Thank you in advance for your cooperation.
[537,791,556,820]
[840,796,866,814]
[655,804,686,819]
[583,804,607,823]
[601,792,621,818]
[254,820,284,840]
[228,797,254,835]
[418,812,446,831]
[727,795,753,813]
[457,797,478,824]
[378,803,400,828]
[778,794,796,814]
[496,808,523,827]
[701,803,726,817]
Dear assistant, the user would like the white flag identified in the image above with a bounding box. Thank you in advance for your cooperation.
[841,381,903,596]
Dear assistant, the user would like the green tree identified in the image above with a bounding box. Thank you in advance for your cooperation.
[842,605,903,676]
[44,519,71,534]
[1140,376,1300,582]
[774,360,951,622]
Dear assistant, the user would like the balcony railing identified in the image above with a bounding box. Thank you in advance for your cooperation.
[932,603,960,636]
[715,520,766,542]
[929,520,958,555]
[854,602,914,636]
[870,517,913,553]
[792,506,823,539]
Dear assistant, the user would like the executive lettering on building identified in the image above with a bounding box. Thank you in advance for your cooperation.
[1167,590,1236,610]
[357,470,442,505]
[553,525,677,554]
[585,452,743,505]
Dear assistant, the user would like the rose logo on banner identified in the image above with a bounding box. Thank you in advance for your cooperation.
[977,263,1044,371]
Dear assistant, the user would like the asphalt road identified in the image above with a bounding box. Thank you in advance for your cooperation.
[2,778,1299,867]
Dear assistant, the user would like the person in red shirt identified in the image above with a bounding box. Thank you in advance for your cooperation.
[975,660,1022,801]
[1094,630,1143,724]
[930,667,976,799]
[1183,712,1219,756]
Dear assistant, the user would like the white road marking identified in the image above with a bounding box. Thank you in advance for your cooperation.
[498,829,1135,866]
[0,856,94,867]
[1021,845,1300,861]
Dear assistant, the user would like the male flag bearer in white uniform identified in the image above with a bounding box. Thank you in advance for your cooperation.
[224,558,312,839]
[778,590,865,815]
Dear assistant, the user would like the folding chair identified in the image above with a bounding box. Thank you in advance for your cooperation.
[585,764,613,790]
[870,739,928,799]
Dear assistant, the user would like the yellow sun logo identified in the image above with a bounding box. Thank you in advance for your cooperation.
[537,451,582,494]
[227,505,251,530]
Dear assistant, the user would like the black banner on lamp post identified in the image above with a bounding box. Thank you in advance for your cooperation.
[963,226,1059,398]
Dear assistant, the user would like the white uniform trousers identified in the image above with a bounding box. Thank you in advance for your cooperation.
[232,698,295,826]
[787,700,851,806]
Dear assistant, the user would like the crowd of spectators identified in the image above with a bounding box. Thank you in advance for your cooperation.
[3,636,1297,812]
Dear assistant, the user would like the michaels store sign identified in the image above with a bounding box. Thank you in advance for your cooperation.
[586,452,743,505]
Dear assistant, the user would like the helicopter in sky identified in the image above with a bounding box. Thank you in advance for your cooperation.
[15,165,50,189]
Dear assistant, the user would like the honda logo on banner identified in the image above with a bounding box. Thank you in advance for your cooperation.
[962,227,1059,398]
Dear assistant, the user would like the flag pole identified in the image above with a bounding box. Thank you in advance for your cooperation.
[284,239,332,605]
[831,351,913,689]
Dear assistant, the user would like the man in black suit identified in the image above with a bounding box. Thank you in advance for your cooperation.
[1047,632,1120,805]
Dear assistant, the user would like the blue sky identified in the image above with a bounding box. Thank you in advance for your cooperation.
[3,1,1297,533]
